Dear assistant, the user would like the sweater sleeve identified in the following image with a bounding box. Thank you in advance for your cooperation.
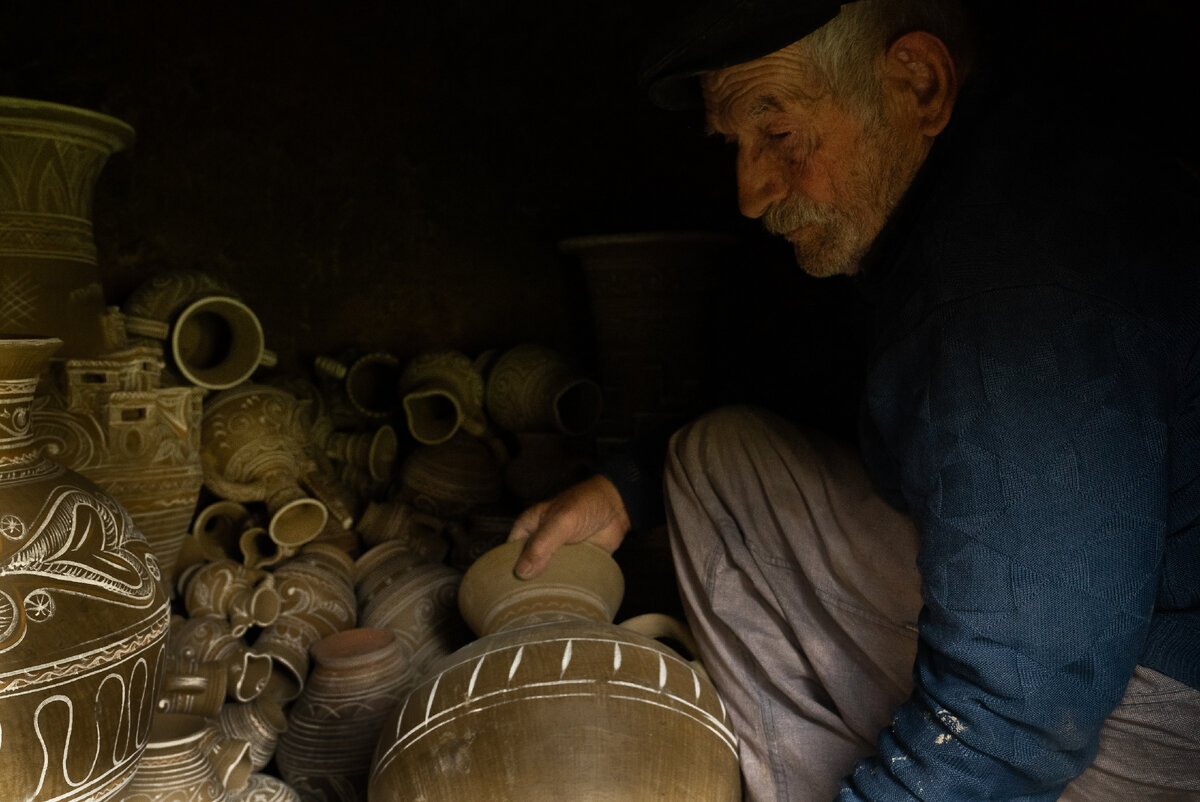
[841,286,1168,800]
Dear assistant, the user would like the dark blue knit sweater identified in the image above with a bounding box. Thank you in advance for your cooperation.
[842,80,1200,799]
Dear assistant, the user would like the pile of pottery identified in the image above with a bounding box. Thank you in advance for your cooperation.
[0,96,610,802]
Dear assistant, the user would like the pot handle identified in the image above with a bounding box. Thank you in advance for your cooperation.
[123,314,170,340]
[618,612,711,681]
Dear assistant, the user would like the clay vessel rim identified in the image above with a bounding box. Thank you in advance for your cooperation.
[310,627,397,666]
[0,336,63,380]
[0,96,135,150]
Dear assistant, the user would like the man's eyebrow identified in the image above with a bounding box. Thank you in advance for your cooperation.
[705,93,786,138]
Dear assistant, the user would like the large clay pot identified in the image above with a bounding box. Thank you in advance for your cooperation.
[368,541,741,801]
[275,628,409,801]
[0,97,131,357]
[122,268,278,390]
[0,336,171,801]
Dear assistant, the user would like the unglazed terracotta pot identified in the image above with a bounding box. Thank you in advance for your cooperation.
[397,350,487,445]
[358,561,470,687]
[396,433,504,519]
[368,541,741,801]
[201,383,329,550]
[0,336,172,802]
[276,628,409,801]
[122,268,277,390]
[0,97,130,356]
[482,343,603,436]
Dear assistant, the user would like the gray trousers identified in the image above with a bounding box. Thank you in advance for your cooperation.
[663,406,1200,802]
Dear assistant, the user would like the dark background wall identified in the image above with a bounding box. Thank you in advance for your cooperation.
[2,1,1195,429]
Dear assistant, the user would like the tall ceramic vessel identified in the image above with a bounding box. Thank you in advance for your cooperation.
[31,345,206,587]
[0,97,132,357]
[0,336,171,801]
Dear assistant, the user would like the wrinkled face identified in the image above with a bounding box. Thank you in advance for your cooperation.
[702,43,928,277]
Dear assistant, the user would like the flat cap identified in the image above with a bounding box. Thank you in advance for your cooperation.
[638,0,847,109]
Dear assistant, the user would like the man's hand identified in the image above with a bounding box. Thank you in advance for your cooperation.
[506,474,631,579]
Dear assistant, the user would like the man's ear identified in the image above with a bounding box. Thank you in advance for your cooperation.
[883,30,958,137]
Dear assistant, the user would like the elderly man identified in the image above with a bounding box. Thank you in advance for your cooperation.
[509,1,1200,799]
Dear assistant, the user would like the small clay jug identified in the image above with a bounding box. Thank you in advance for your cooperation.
[397,350,487,445]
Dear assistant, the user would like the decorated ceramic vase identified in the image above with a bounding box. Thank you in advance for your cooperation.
[0,97,130,356]
[314,350,402,421]
[0,336,172,801]
[368,541,741,801]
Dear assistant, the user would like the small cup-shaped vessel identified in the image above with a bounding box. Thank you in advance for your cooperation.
[323,423,398,483]
[483,343,603,435]
[168,614,274,702]
[314,351,402,420]
[201,383,329,548]
[276,628,410,800]
[192,500,255,562]
[397,350,487,445]
[122,268,277,390]
[0,336,171,802]
[122,713,231,802]
[251,545,357,697]
[368,541,741,802]
[179,558,281,637]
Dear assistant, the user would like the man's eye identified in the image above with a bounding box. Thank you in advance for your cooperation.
[769,131,792,141]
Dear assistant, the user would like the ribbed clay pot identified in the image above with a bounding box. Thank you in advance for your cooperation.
[276,627,409,801]
[0,336,171,802]
[368,541,741,801]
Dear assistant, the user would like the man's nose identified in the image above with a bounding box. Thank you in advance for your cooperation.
[736,147,788,219]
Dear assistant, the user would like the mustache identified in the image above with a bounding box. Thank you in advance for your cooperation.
[761,195,841,236]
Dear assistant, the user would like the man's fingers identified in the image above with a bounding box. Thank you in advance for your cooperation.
[507,502,547,543]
